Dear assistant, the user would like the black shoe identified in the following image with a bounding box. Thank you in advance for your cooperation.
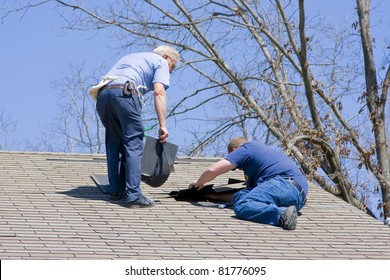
[110,192,127,201]
[125,195,155,208]
[279,206,298,230]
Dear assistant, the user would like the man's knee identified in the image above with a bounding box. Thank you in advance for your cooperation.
[233,199,251,219]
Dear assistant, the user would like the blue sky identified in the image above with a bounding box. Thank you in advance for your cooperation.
[0,0,388,151]
[0,3,118,149]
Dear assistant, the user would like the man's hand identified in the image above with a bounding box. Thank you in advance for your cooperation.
[188,182,204,190]
[188,159,236,191]
[158,127,169,142]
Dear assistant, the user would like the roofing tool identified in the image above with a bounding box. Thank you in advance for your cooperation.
[163,141,175,173]
[141,136,178,187]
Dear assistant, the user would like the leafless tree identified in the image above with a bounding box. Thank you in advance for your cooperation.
[0,107,56,152]
[0,108,15,150]
[356,0,390,224]
[3,0,389,224]
[52,63,105,153]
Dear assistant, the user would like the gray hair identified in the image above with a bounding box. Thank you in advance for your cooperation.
[153,45,180,63]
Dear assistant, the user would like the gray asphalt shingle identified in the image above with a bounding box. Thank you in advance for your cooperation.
[0,151,389,259]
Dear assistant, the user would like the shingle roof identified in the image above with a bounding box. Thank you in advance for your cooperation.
[0,151,389,260]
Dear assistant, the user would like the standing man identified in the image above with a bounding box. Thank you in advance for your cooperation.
[189,137,308,230]
[94,45,180,208]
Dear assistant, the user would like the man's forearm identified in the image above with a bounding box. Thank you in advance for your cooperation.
[195,169,218,186]
[192,159,236,187]
[154,90,167,128]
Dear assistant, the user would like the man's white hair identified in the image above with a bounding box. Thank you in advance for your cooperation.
[153,45,180,63]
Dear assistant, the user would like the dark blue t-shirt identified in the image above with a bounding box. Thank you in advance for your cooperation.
[225,141,308,194]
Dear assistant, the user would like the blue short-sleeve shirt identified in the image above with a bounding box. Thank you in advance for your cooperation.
[105,52,170,94]
[225,141,308,194]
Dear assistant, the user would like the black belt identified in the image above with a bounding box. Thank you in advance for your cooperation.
[285,178,307,203]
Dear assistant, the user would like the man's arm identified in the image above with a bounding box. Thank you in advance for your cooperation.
[153,82,168,142]
[189,159,236,190]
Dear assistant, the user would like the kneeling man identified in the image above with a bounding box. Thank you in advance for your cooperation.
[189,137,308,230]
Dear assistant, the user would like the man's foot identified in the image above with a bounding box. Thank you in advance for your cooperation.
[125,195,155,208]
[279,206,298,230]
[110,192,127,201]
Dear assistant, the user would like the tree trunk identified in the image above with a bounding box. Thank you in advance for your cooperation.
[357,0,390,224]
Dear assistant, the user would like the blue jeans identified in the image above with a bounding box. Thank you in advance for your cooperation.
[96,87,144,202]
[233,176,306,226]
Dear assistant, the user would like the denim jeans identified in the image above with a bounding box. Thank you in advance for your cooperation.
[233,176,306,225]
[96,87,144,202]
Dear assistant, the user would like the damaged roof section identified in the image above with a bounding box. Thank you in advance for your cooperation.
[0,150,389,259]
